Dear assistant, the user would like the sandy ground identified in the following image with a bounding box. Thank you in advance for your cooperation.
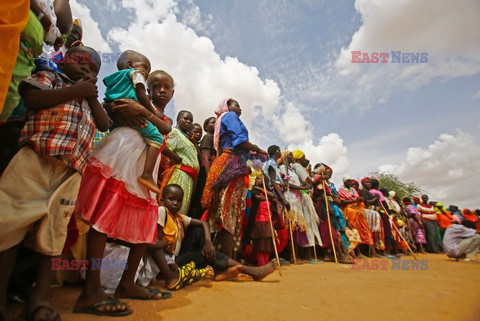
[5,254,480,321]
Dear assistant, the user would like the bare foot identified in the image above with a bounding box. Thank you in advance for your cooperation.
[214,265,242,281]
[243,260,276,281]
[138,176,161,194]
[25,301,61,321]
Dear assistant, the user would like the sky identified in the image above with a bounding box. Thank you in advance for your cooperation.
[71,0,480,208]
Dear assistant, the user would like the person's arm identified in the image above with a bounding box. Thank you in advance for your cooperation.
[341,198,357,205]
[22,77,98,110]
[106,98,171,135]
[135,83,157,114]
[162,147,182,164]
[188,218,216,261]
[53,0,73,34]
[364,195,379,206]
[268,167,290,210]
[200,149,211,173]
[86,97,111,132]
[238,140,267,156]
[149,225,170,250]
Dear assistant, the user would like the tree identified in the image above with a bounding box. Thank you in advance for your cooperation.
[371,172,422,200]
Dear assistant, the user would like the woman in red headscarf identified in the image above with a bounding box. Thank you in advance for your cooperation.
[201,98,267,259]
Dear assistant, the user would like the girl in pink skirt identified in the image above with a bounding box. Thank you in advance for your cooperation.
[73,71,175,316]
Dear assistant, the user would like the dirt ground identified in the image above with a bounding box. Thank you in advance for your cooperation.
[5,254,480,321]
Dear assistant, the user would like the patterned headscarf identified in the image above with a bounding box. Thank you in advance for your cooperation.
[213,98,233,155]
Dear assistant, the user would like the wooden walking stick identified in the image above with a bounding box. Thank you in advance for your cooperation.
[322,180,338,264]
[261,174,282,276]
[379,202,418,261]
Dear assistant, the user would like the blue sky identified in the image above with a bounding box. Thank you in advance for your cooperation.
[72,0,480,208]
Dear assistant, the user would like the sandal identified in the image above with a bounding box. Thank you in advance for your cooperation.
[126,287,172,300]
[73,297,132,316]
[167,262,195,291]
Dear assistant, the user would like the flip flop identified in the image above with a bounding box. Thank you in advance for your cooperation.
[167,262,195,291]
[127,287,172,300]
[73,297,132,316]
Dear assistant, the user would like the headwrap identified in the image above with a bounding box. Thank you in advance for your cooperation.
[213,98,233,155]
[323,163,333,173]
[351,179,359,186]
[267,145,280,156]
[413,196,420,203]
[388,191,395,199]
[292,150,304,160]
[342,175,352,183]
[435,202,446,211]
[73,18,82,28]
[360,177,370,185]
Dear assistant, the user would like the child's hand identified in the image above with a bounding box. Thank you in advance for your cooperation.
[74,77,98,98]
[202,242,216,261]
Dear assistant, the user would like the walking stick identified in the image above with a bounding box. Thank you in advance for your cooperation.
[322,181,338,264]
[380,202,418,261]
[261,175,282,276]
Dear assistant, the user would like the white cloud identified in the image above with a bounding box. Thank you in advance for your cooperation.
[293,0,480,112]
[379,130,480,209]
[70,0,111,52]
[104,6,281,131]
[119,0,178,25]
[290,134,350,181]
[473,89,480,100]
[180,0,214,34]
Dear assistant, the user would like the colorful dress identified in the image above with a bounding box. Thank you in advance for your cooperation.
[202,111,249,252]
[404,204,427,244]
[338,187,373,245]
[159,128,200,215]
[279,164,307,242]
[292,162,322,247]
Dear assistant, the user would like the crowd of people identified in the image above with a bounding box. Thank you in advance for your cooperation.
[1,2,479,320]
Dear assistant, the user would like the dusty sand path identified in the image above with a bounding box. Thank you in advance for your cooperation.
[6,254,480,321]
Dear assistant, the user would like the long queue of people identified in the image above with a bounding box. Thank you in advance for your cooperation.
[1,3,479,319]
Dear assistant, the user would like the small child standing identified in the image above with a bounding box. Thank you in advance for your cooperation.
[103,50,166,194]
[0,45,110,321]
[248,174,275,266]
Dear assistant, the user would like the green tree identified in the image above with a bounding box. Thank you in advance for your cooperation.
[372,172,422,199]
